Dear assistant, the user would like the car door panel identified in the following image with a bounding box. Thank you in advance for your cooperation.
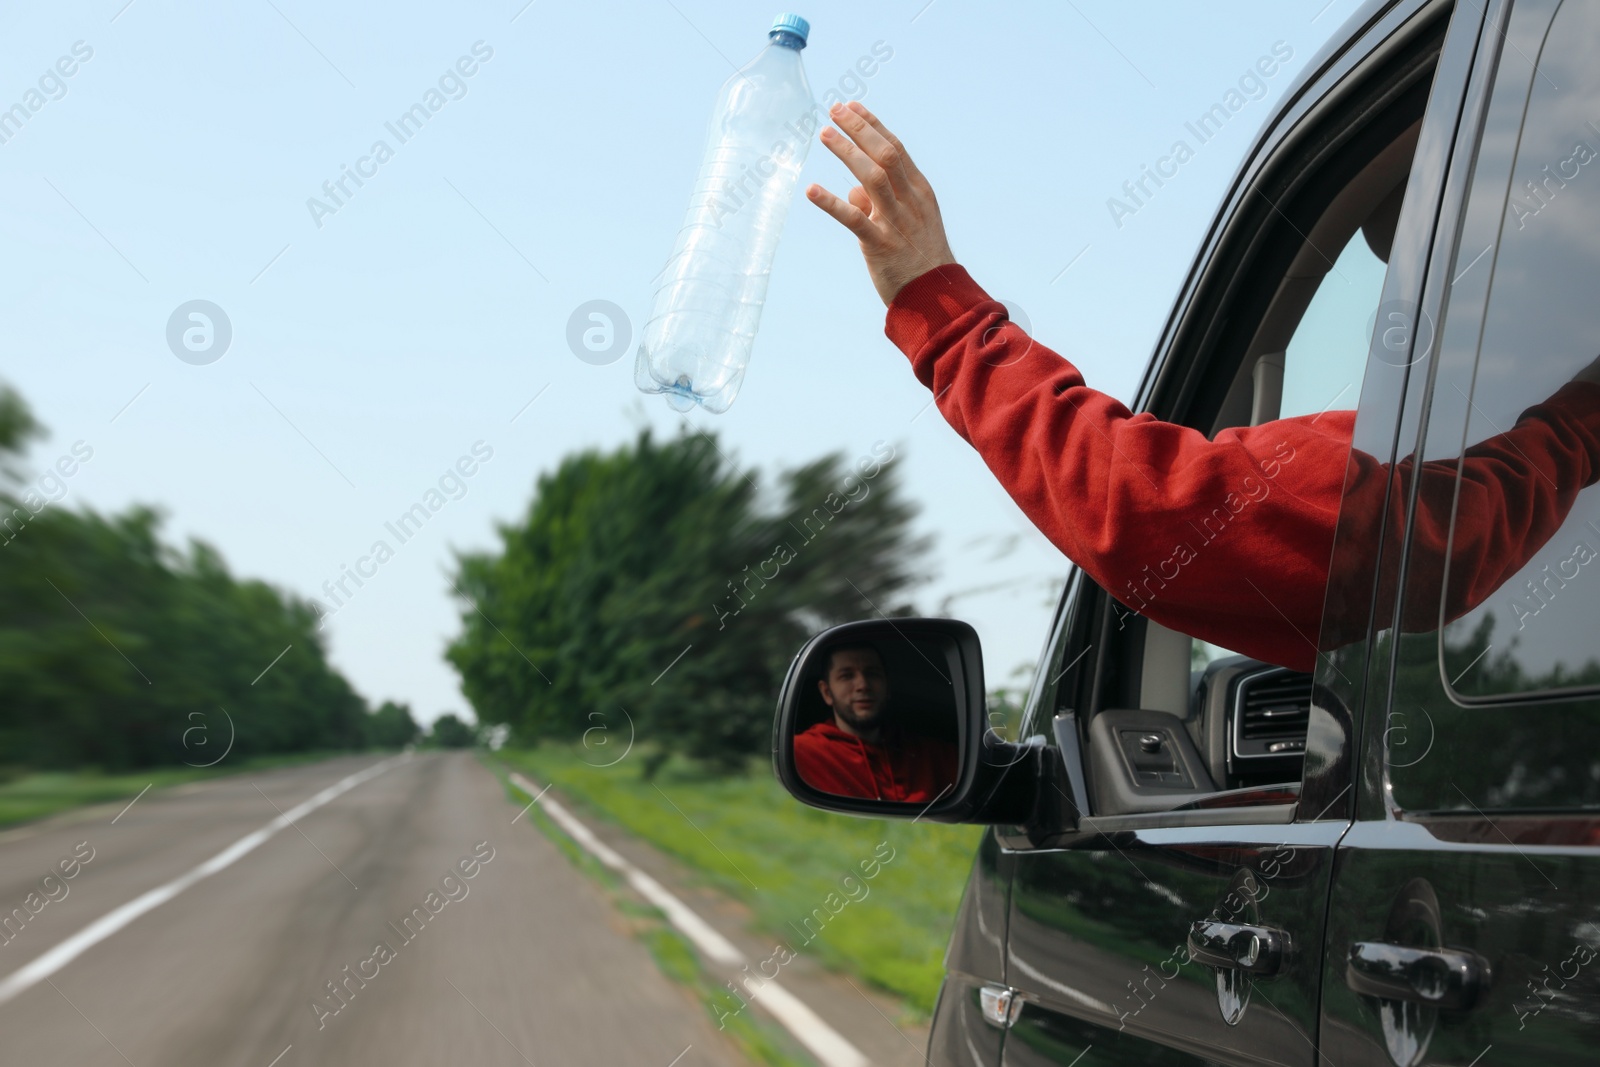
[928,829,1014,1067]
[1003,823,1345,1067]
[1320,822,1600,1064]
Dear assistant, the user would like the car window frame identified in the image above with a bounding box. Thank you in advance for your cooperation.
[996,2,1463,847]
[1095,4,1450,826]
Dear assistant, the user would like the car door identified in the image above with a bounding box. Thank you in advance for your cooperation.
[985,3,1481,1064]
[927,764,1021,1067]
[1320,1,1600,1063]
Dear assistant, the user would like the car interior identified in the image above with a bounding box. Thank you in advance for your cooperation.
[1064,40,1438,819]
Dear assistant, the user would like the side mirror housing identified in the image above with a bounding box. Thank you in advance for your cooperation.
[771,618,1035,824]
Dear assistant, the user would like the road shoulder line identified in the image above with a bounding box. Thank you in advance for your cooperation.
[507,771,870,1067]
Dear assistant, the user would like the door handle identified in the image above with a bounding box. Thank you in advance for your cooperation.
[1187,920,1286,976]
[1346,941,1490,1010]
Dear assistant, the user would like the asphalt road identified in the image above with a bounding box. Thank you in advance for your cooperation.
[0,752,748,1067]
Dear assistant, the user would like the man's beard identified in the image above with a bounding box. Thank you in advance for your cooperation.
[834,698,887,734]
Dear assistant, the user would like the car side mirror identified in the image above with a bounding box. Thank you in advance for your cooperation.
[771,617,1035,824]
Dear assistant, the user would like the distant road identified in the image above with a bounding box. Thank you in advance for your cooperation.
[0,752,745,1067]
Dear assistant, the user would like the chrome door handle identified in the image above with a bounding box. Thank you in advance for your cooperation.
[1187,919,1286,976]
[1346,941,1490,1010]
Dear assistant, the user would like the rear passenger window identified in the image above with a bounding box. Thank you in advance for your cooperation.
[1431,0,1600,702]
[1386,0,1600,814]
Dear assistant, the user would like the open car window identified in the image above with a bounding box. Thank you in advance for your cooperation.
[1077,35,1436,818]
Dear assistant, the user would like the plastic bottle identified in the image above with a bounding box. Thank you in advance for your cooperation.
[635,13,816,414]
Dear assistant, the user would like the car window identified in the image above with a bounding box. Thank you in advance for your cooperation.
[1192,211,1390,674]
[1385,0,1600,813]
[1018,568,1085,747]
[1281,231,1388,420]
[1089,68,1433,813]
[1435,0,1600,702]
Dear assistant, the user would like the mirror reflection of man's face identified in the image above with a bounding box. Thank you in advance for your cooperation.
[818,648,890,738]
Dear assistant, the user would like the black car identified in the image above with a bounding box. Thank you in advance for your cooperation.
[774,0,1600,1063]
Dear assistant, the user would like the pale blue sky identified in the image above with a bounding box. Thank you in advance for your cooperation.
[0,1,1365,724]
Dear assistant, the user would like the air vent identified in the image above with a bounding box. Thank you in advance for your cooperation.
[1232,668,1313,761]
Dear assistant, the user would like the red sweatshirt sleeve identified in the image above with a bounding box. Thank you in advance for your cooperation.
[883,264,1600,672]
[1350,379,1600,642]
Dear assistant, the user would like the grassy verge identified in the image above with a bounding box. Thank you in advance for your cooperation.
[0,750,398,829]
[481,757,816,1067]
[493,744,982,1018]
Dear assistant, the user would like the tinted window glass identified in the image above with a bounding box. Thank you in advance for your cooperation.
[1385,0,1600,813]
[1436,0,1600,702]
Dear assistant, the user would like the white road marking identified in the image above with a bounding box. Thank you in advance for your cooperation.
[507,772,870,1067]
[0,755,405,1007]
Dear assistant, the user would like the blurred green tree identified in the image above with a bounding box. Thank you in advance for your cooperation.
[368,700,421,748]
[429,713,476,749]
[446,428,930,775]
[0,384,43,468]
[0,385,371,770]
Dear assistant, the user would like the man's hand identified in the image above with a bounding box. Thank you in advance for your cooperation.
[806,101,957,307]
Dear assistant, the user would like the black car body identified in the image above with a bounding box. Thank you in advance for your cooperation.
[775,1,1600,1063]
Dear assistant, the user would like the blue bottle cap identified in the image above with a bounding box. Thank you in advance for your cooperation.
[770,13,809,45]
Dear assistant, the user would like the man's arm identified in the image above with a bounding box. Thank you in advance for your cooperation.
[886,264,1600,664]
[885,263,1352,672]
[1345,378,1600,642]
[809,102,1600,668]
[805,101,1349,669]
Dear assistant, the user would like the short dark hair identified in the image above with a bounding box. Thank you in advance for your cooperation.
[816,640,885,681]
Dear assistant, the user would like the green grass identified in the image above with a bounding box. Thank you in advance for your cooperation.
[494,744,983,1017]
[0,750,395,829]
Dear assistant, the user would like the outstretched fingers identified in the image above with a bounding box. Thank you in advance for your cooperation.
[807,101,956,304]
[842,100,920,187]
[820,105,912,215]
[807,182,876,242]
